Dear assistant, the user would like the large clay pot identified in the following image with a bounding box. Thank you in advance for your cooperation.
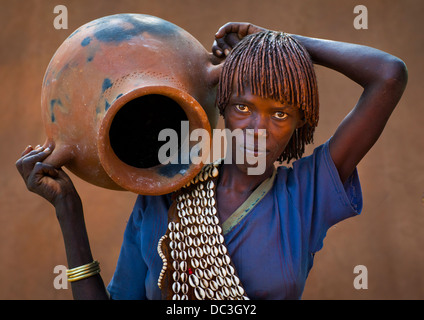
[41,14,222,195]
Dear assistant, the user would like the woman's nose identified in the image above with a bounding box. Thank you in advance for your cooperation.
[248,114,269,138]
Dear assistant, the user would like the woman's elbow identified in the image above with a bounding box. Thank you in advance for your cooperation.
[381,56,408,90]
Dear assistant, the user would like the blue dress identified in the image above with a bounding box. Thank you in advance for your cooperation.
[107,139,362,300]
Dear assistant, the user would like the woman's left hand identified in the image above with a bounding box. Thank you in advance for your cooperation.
[212,22,267,58]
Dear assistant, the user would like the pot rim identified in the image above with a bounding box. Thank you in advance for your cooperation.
[97,85,212,195]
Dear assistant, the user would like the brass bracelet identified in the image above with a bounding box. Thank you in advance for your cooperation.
[67,260,100,282]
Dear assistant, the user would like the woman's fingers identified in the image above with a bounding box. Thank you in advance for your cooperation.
[20,145,34,157]
[27,162,58,191]
[16,146,53,180]
[213,22,266,58]
[212,38,232,57]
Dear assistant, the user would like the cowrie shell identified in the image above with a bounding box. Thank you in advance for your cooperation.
[195,247,203,258]
[185,236,193,247]
[237,285,245,296]
[179,251,187,260]
[203,244,211,255]
[178,242,185,251]
[211,266,219,277]
[169,240,177,250]
[168,222,175,231]
[194,287,205,300]
[199,258,208,269]
[181,217,188,226]
[200,234,208,244]
[172,282,181,293]
[172,271,180,282]
[189,274,199,287]
[206,255,215,265]
[215,291,223,300]
[206,288,214,299]
[204,269,212,280]
[212,167,219,177]
[191,258,199,268]
[191,225,198,236]
[210,280,218,291]
[230,287,237,298]
[207,180,214,190]
[226,265,235,275]
[179,209,186,217]
[217,234,224,244]
[215,256,223,267]
[219,244,227,255]
[221,286,230,297]
[211,246,219,257]
[219,267,227,277]
[173,261,179,270]
[200,278,209,289]
[216,276,224,286]
[208,236,216,246]
[214,225,222,234]
[201,198,207,207]
[196,215,204,225]
[225,277,232,288]
[232,275,240,286]
[195,268,204,279]
[182,283,189,294]
[183,227,191,237]
[206,225,213,235]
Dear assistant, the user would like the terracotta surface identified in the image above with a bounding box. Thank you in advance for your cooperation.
[41,13,220,195]
[1,0,423,300]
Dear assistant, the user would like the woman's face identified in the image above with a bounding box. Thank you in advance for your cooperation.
[224,87,305,175]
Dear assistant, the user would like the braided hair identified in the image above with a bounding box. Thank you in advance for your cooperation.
[216,30,319,163]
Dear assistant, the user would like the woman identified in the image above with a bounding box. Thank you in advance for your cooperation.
[16,22,407,300]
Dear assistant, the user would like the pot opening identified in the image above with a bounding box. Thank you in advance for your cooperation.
[109,94,189,169]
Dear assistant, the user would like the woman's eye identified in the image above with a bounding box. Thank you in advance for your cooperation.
[273,111,288,120]
[235,104,250,113]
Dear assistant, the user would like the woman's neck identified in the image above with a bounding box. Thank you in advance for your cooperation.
[217,162,275,194]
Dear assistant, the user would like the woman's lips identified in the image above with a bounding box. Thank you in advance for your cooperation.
[239,144,268,157]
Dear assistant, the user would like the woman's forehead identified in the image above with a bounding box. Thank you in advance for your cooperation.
[230,80,299,110]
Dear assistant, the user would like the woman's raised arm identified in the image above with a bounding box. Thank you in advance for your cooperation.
[213,22,408,183]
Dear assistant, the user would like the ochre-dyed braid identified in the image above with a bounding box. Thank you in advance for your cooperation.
[217,30,319,163]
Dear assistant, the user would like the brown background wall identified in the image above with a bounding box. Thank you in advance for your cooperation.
[0,0,423,300]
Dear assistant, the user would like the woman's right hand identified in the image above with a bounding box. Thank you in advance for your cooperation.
[15,145,80,208]
[212,22,267,58]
